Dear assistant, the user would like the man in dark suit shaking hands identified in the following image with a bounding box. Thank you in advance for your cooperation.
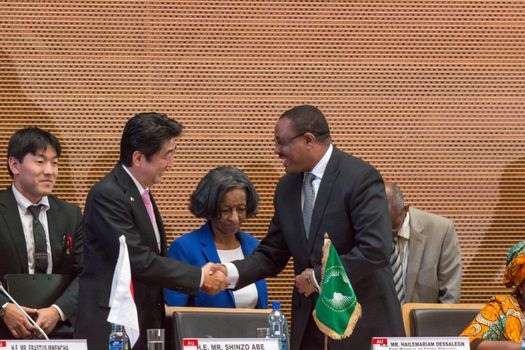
[75,112,227,350]
[225,105,405,350]
[0,127,83,339]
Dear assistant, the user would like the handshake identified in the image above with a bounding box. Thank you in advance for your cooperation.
[201,262,229,295]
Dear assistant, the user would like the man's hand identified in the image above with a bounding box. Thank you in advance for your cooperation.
[201,263,228,295]
[35,307,61,337]
[295,268,317,297]
[1,303,37,339]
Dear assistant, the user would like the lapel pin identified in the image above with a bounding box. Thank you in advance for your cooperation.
[130,196,135,202]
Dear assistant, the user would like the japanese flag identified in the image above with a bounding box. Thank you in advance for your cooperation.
[107,235,140,347]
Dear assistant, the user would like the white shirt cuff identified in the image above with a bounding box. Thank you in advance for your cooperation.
[51,304,66,322]
[311,270,321,291]
[223,262,239,288]
[199,268,204,287]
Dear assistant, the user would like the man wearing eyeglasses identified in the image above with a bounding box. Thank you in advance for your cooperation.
[224,105,405,350]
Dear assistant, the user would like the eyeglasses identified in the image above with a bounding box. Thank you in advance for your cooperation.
[274,133,304,148]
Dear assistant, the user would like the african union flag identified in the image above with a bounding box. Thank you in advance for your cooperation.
[313,238,361,340]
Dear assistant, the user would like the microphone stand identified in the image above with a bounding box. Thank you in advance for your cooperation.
[0,282,49,340]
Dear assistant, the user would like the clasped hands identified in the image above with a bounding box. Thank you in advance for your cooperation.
[295,268,318,297]
[2,303,60,338]
[201,262,229,295]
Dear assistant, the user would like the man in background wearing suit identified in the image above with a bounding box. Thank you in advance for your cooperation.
[384,181,461,303]
[74,112,228,350]
[224,105,405,350]
[0,127,83,339]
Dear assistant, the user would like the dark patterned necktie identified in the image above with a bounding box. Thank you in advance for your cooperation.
[28,205,48,274]
[390,236,405,304]
[302,172,316,238]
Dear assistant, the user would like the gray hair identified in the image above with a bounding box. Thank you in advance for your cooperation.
[189,166,259,219]
[389,182,405,214]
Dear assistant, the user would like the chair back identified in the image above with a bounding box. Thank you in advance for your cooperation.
[402,303,483,337]
[166,307,289,350]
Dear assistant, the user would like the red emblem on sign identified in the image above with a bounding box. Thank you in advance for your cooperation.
[183,339,199,346]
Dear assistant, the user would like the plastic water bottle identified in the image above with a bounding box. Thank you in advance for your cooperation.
[268,302,287,350]
[108,323,129,350]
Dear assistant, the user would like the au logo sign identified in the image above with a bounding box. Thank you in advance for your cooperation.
[371,337,469,350]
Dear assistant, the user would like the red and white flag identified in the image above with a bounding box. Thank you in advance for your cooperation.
[107,235,140,348]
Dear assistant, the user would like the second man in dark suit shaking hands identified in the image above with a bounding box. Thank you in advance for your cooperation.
[75,112,227,349]
[225,105,405,350]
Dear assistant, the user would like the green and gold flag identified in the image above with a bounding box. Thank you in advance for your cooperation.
[313,238,361,340]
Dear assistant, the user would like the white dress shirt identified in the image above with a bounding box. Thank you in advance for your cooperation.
[217,247,258,308]
[121,165,161,251]
[11,184,65,320]
[12,185,53,274]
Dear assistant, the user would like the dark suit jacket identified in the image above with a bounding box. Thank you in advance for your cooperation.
[233,147,405,350]
[74,164,202,350]
[0,186,83,339]
[165,222,268,309]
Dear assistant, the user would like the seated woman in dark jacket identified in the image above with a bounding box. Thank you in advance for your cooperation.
[460,240,525,350]
[165,166,267,308]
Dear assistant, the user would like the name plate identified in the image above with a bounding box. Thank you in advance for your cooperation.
[183,338,279,350]
[372,337,469,350]
[0,340,87,350]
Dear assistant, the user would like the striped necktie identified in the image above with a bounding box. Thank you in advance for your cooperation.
[302,172,316,238]
[390,236,405,304]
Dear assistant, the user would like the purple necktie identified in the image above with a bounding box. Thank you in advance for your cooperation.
[141,189,160,250]
[141,189,156,227]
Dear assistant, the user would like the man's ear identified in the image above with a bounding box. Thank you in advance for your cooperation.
[303,132,316,145]
[8,156,20,176]
[131,150,144,168]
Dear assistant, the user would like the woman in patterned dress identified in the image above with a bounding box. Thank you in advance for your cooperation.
[460,240,525,350]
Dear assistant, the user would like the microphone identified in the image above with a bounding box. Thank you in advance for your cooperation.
[0,282,49,340]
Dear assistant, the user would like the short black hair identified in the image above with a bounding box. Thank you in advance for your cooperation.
[120,112,184,166]
[7,127,61,178]
[189,166,259,220]
[280,104,331,143]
